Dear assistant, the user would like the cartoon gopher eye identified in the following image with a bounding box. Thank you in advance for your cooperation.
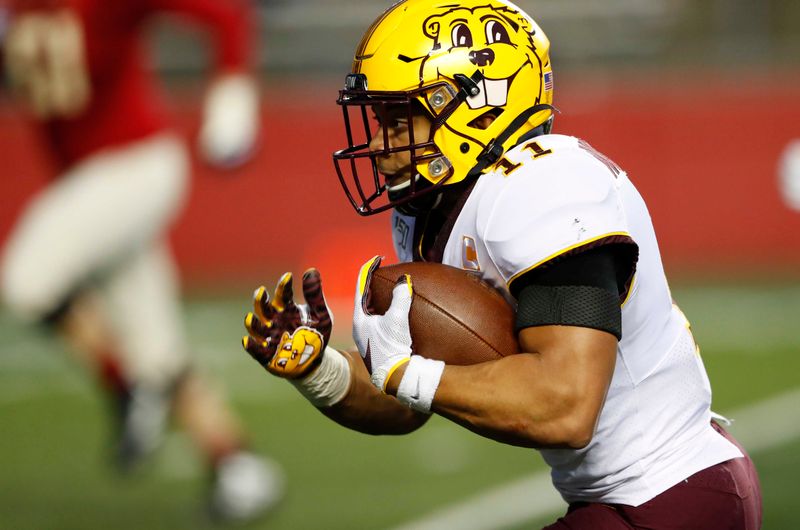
[485,20,511,45]
[451,23,473,47]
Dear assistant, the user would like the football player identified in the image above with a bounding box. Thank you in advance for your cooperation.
[0,0,281,522]
[242,0,762,528]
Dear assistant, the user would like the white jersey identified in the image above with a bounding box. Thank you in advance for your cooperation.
[392,134,742,506]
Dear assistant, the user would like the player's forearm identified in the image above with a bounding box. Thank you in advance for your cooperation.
[317,350,429,436]
[438,354,594,448]
[388,351,607,449]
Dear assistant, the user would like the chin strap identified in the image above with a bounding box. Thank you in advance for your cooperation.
[467,103,558,179]
[517,115,555,144]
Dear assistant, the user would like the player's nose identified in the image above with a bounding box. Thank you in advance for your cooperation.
[369,126,386,152]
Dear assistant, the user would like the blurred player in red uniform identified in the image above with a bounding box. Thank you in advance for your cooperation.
[0,0,282,522]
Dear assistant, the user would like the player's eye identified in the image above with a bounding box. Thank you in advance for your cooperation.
[379,114,407,131]
[451,24,473,48]
[485,20,511,45]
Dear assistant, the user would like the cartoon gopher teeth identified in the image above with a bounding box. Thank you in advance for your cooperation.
[467,77,508,109]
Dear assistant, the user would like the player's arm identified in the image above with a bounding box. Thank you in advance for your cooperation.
[319,349,430,435]
[384,245,635,449]
[242,269,429,436]
[410,322,617,449]
[146,0,259,167]
[146,0,254,69]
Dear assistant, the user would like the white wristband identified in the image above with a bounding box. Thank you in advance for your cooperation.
[290,346,351,407]
[396,356,445,413]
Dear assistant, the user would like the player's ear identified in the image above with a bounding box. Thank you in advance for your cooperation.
[469,111,497,130]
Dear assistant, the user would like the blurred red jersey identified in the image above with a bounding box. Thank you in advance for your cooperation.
[9,0,254,168]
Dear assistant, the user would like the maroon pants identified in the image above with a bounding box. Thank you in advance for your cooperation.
[543,423,762,530]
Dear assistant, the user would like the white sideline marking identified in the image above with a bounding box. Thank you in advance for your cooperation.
[725,388,800,453]
[391,471,563,530]
[389,388,800,530]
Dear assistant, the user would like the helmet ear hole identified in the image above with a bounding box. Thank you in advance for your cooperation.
[468,108,503,129]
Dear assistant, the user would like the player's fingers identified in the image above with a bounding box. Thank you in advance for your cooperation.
[303,268,333,338]
[302,268,325,310]
[253,285,274,323]
[242,335,274,369]
[272,272,294,312]
[355,255,383,315]
[244,311,270,341]
[387,274,413,321]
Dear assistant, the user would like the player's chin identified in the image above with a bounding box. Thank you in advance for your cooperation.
[383,171,413,192]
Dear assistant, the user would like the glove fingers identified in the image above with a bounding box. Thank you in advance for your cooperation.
[387,274,414,323]
[242,335,275,369]
[272,272,294,312]
[355,255,383,316]
[244,311,270,341]
[302,268,332,343]
[253,285,277,324]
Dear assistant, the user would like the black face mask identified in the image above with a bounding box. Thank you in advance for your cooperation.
[332,74,465,217]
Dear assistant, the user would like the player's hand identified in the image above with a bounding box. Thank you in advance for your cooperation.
[242,269,333,379]
[352,256,414,392]
[198,73,260,169]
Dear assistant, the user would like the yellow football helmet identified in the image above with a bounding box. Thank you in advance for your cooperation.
[333,0,555,215]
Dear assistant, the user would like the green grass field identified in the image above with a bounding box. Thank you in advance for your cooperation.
[1,281,798,529]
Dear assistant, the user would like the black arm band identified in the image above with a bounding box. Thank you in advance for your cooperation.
[515,284,622,340]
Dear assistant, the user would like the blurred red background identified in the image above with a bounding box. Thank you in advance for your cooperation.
[2,72,799,300]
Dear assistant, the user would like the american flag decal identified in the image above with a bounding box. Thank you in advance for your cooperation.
[544,71,553,91]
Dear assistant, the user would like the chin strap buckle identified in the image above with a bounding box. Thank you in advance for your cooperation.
[453,71,484,99]
[477,141,504,166]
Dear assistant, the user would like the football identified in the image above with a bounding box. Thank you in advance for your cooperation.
[367,262,519,365]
